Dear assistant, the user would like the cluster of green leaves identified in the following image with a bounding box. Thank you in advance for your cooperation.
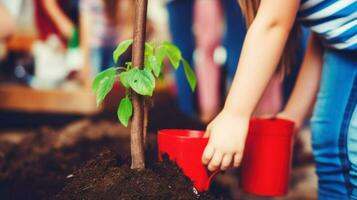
[92,39,197,127]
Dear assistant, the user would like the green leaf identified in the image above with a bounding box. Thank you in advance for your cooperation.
[113,39,133,63]
[117,96,133,127]
[92,67,117,106]
[162,41,182,69]
[182,59,196,91]
[156,46,166,67]
[145,42,154,56]
[119,71,131,88]
[128,68,155,96]
[144,55,161,77]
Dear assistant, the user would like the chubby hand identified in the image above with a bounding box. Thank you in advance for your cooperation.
[202,110,249,171]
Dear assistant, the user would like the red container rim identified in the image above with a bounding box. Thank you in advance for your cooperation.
[158,129,206,140]
[250,117,294,125]
[249,118,295,137]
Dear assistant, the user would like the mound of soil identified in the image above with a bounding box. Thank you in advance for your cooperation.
[55,151,215,200]
[0,120,218,200]
[0,120,131,200]
[0,136,129,199]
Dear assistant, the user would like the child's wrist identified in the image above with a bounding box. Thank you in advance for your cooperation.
[222,106,251,119]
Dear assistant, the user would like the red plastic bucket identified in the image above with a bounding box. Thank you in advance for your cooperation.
[241,118,295,196]
[157,129,216,191]
[157,118,294,195]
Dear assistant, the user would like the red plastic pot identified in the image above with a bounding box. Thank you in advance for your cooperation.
[157,130,216,191]
[241,118,295,196]
[157,118,294,195]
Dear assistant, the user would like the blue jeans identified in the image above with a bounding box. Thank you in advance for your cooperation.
[311,49,357,199]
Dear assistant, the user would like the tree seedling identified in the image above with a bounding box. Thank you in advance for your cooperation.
[92,39,196,169]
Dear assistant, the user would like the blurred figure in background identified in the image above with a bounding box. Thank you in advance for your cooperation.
[31,0,81,89]
[221,0,246,81]
[166,0,196,118]
[79,0,119,78]
[0,1,17,65]
[194,0,223,122]
[80,0,135,81]
[0,2,17,40]
[34,0,76,46]
[166,0,280,120]
[166,0,307,120]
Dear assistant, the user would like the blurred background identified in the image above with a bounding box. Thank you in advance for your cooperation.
[0,0,316,199]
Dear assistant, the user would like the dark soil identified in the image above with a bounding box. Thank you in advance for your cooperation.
[55,151,215,200]
[0,133,129,199]
[0,119,218,200]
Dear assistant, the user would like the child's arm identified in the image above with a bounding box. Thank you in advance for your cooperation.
[202,0,300,171]
[43,0,74,40]
[278,33,323,129]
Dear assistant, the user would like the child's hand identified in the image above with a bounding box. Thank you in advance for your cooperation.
[202,110,250,171]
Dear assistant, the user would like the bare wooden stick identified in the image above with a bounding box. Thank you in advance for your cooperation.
[130,0,148,170]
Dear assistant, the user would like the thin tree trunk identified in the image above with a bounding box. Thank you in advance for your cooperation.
[143,98,149,146]
[130,0,148,170]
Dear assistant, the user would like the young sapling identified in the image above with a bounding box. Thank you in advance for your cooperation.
[92,39,196,169]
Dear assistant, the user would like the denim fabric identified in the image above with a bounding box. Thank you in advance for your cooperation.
[311,49,357,199]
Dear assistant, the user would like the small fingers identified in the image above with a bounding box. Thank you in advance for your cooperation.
[203,124,212,138]
[208,152,223,172]
[220,154,233,171]
[233,153,242,168]
[202,144,215,165]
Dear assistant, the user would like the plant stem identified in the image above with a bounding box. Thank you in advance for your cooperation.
[143,97,149,146]
[130,92,145,169]
[130,0,147,170]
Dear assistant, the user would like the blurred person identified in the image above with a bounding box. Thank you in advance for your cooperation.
[194,0,223,123]
[0,0,26,59]
[166,0,196,118]
[202,1,357,200]
[34,0,76,46]
[0,1,16,61]
[0,0,35,83]
[80,0,117,78]
[80,0,136,80]
[31,0,82,89]
[221,0,246,81]
[166,0,281,119]
[115,0,135,40]
[166,0,239,119]
[0,3,16,40]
